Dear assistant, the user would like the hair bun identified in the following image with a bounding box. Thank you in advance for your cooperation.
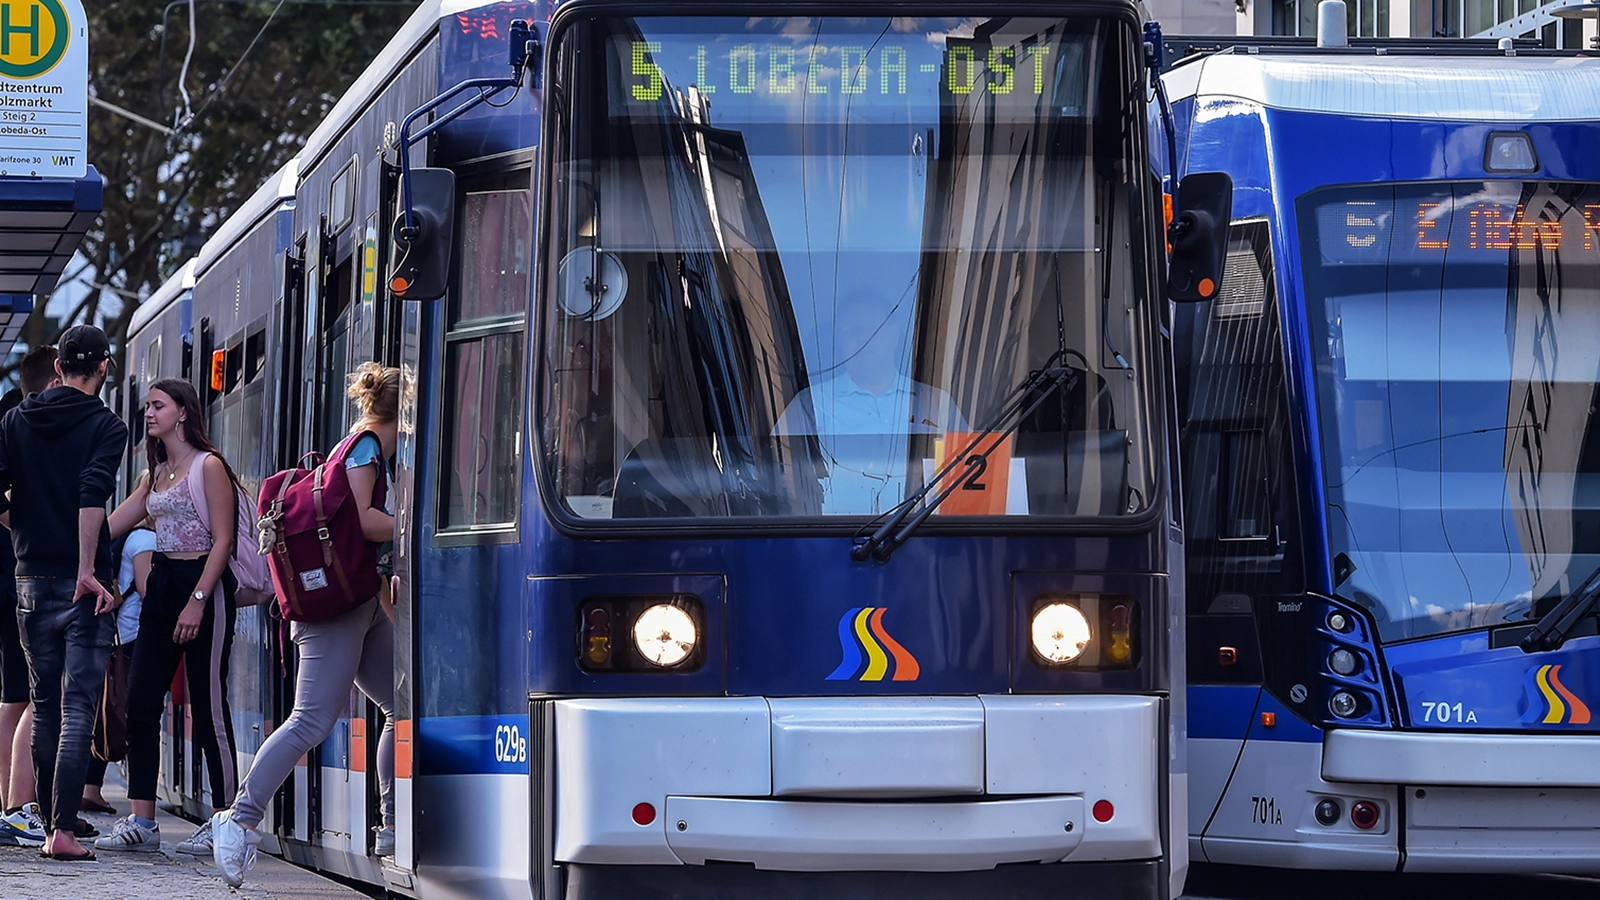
[346,361,402,424]
[346,361,386,401]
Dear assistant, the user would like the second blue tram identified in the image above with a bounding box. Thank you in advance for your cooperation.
[121,0,1211,897]
[1165,39,1600,873]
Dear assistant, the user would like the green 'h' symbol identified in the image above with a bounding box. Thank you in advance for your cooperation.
[1,3,40,58]
[0,0,67,79]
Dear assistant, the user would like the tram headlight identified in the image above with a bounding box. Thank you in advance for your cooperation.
[633,604,698,667]
[1328,648,1359,676]
[1484,131,1538,173]
[1031,602,1092,664]
[1330,690,1359,718]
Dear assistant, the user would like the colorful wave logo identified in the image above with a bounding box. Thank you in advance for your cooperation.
[826,607,920,681]
[1520,663,1591,725]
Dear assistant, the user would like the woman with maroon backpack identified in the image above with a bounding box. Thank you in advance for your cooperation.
[211,363,400,887]
[98,379,244,855]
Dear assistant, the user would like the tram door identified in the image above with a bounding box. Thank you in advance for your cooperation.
[375,158,423,878]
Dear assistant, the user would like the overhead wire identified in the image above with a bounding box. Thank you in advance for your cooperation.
[176,0,293,135]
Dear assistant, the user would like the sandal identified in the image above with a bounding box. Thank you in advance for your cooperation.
[40,846,96,861]
[79,798,117,815]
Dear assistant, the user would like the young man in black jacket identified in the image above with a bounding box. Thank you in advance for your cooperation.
[0,345,60,844]
[0,326,126,860]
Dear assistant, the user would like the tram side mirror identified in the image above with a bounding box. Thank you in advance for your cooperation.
[1167,172,1233,303]
[390,167,456,302]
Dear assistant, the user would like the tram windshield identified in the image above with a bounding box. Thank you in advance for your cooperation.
[1301,181,1600,642]
[541,15,1153,521]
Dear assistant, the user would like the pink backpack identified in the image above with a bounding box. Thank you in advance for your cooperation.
[186,452,275,607]
[255,432,385,623]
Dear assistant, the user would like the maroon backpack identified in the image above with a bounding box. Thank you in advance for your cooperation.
[256,432,386,622]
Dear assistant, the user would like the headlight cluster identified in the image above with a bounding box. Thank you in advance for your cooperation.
[578,597,703,672]
[1028,594,1138,669]
[1318,604,1383,724]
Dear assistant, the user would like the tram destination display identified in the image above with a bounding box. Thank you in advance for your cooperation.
[1317,186,1600,264]
[614,19,1096,122]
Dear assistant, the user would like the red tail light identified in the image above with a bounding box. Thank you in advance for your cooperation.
[1351,801,1379,830]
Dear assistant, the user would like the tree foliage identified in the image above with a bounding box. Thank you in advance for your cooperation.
[19,0,419,367]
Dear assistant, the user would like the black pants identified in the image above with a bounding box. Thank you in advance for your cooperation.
[125,555,236,808]
[16,576,112,831]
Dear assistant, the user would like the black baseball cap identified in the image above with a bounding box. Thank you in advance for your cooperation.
[60,324,111,365]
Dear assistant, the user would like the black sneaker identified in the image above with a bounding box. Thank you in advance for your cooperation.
[72,817,99,839]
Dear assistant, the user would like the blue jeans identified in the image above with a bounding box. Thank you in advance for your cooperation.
[16,577,112,832]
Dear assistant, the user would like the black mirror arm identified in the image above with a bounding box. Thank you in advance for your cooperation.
[396,19,541,234]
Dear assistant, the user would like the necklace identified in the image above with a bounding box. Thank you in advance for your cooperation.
[166,447,196,481]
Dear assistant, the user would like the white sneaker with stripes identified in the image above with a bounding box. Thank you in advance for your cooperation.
[95,815,161,852]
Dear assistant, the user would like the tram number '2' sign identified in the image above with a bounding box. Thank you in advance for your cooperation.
[0,0,87,178]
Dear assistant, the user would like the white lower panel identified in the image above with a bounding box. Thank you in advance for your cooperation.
[1188,738,1243,837]
[1202,835,1398,870]
[1405,786,1600,874]
[1202,738,1397,869]
[415,774,533,900]
[396,776,415,868]
[661,795,1084,871]
[554,694,1162,868]
[1324,730,1600,787]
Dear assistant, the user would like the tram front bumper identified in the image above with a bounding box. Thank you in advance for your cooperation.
[1324,729,1600,874]
[552,695,1162,871]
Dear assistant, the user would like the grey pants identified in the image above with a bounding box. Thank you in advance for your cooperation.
[232,598,394,829]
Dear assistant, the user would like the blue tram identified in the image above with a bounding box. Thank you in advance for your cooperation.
[1163,32,1600,874]
[121,1,1221,897]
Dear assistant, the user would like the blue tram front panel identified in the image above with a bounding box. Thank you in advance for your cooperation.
[1166,49,1600,874]
[403,4,1183,899]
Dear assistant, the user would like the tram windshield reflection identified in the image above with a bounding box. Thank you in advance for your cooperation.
[1302,181,1600,642]
[541,15,1153,520]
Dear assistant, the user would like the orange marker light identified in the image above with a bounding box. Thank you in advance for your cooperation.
[1262,712,1276,727]
[391,276,410,294]
[1108,604,1132,664]
[210,350,225,392]
[1163,193,1174,254]
[1198,277,1216,297]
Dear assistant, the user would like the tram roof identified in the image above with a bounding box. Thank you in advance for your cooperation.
[193,158,299,280]
[296,0,447,175]
[1163,52,1600,122]
[129,258,196,337]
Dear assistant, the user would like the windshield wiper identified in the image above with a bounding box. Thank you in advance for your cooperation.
[1520,566,1600,653]
[850,350,1075,563]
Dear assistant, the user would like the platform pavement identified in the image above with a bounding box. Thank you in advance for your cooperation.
[0,768,372,899]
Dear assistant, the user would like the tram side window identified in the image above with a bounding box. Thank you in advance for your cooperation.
[319,258,356,449]
[1175,220,1302,612]
[438,179,531,531]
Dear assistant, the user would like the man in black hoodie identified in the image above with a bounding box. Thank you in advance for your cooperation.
[0,325,126,860]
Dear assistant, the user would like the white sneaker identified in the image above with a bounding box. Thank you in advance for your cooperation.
[211,809,260,887]
[374,825,394,857]
[94,814,161,852]
[176,819,214,855]
[0,803,45,845]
